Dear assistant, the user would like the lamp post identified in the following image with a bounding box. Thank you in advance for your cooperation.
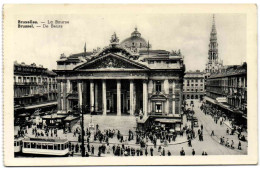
[79,105,86,157]
[191,104,194,130]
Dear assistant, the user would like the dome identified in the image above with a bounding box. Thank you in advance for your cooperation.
[120,27,148,49]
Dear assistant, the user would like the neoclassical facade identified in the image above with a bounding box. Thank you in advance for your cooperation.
[54,29,185,118]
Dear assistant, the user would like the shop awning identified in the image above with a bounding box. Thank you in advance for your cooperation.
[155,118,182,124]
[24,102,57,110]
[204,96,217,104]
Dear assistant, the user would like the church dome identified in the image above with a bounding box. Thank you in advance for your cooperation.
[120,27,148,49]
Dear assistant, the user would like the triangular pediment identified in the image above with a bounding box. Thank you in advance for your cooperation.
[74,53,149,70]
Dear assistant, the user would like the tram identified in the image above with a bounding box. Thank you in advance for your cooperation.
[21,137,70,156]
[14,137,23,153]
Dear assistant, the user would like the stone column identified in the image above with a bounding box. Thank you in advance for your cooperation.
[66,79,71,93]
[117,80,121,116]
[102,80,107,115]
[78,81,83,109]
[95,81,98,112]
[90,80,94,113]
[143,80,148,116]
[172,80,176,114]
[164,79,169,115]
[130,80,134,115]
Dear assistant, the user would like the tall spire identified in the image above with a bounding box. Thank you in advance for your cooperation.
[205,14,221,74]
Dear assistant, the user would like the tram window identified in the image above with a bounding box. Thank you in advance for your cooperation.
[24,142,29,148]
[42,144,47,149]
[17,141,20,146]
[14,141,16,146]
[58,144,60,150]
[31,143,36,149]
[54,144,58,150]
[36,143,42,149]
[48,144,53,150]
[61,144,64,150]
[64,143,66,149]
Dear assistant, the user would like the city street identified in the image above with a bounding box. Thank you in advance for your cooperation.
[16,99,247,157]
[185,100,247,155]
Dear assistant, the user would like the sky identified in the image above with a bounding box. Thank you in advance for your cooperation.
[12,12,246,71]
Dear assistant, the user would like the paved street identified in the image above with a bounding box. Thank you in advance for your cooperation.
[185,100,247,155]
[16,99,247,157]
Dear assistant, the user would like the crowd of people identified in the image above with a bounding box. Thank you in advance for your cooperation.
[201,103,244,151]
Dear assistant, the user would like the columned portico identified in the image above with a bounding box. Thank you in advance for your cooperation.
[117,80,121,116]
[102,80,107,115]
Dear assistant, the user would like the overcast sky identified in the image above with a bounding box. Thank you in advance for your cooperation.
[13,13,246,71]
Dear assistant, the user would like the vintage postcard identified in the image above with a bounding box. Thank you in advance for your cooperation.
[3,4,258,166]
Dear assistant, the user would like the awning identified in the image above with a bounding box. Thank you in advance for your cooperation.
[217,102,230,110]
[204,96,216,104]
[42,114,67,119]
[24,102,57,110]
[155,118,182,124]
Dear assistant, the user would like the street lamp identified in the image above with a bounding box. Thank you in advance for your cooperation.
[191,104,194,130]
[79,105,88,157]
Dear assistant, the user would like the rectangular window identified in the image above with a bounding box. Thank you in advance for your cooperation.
[48,144,54,150]
[42,143,47,149]
[37,143,42,149]
[31,142,36,149]
[155,81,162,92]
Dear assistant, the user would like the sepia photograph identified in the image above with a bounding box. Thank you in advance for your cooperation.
[3,4,258,166]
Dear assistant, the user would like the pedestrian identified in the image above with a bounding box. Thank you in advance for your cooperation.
[91,145,94,155]
[192,149,195,156]
[150,147,154,156]
[238,141,242,150]
[226,128,229,135]
[167,150,171,156]
[162,148,165,156]
[180,147,185,156]
[211,130,214,136]
[145,147,148,156]
[201,124,203,131]
[231,140,234,149]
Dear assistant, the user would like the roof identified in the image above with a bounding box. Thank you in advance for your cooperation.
[24,137,68,143]
[209,62,247,79]
[154,118,182,123]
[184,71,205,78]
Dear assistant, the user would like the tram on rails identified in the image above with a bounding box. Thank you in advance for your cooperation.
[14,137,70,156]
[14,137,23,153]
